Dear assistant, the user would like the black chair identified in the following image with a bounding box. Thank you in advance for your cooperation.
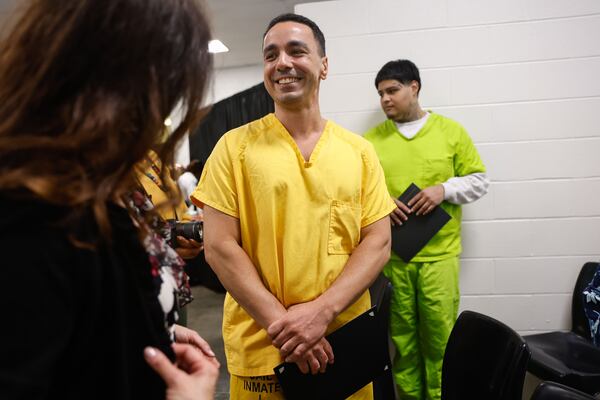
[531,381,596,400]
[524,262,600,396]
[369,274,396,400]
[441,310,531,400]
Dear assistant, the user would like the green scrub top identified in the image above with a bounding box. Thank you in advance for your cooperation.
[365,112,486,261]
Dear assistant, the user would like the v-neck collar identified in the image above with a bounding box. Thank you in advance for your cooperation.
[269,113,330,168]
[390,111,434,141]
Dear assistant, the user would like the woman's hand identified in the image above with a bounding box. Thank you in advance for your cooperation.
[144,344,219,400]
[174,237,203,259]
[173,324,216,358]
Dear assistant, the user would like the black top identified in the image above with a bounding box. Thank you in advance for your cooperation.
[0,194,174,400]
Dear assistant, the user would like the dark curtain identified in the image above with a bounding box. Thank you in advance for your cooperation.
[189,82,274,162]
[185,82,273,292]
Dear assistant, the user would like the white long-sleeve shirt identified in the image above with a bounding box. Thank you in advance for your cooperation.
[442,173,490,204]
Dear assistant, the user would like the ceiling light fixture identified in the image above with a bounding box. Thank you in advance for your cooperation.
[208,39,229,54]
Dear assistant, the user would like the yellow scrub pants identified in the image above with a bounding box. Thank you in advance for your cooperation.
[230,375,373,400]
[384,257,460,400]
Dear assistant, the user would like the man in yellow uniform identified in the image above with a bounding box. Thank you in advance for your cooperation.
[365,59,489,400]
[137,150,203,259]
[192,14,396,400]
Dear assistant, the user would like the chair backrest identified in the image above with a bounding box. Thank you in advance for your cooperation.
[571,262,600,338]
[369,274,392,320]
[441,310,531,400]
[531,381,596,400]
[369,274,396,400]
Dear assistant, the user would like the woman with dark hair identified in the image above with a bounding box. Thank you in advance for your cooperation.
[0,0,218,399]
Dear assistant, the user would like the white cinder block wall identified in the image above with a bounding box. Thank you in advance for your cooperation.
[296,0,600,335]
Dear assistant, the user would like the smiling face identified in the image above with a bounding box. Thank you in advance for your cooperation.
[262,21,328,109]
[377,79,421,123]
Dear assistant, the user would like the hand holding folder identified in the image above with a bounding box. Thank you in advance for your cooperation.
[392,183,451,262]
[273,306,390,400]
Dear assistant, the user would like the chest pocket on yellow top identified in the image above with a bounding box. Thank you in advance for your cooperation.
[423,157,454,185]
[328,200,361,255]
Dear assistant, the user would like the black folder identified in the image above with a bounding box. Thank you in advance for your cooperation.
[273,306,390,400]
[392,183,452,263]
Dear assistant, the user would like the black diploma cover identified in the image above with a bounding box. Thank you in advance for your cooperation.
[273,306,390,400]
[391,183,452,262]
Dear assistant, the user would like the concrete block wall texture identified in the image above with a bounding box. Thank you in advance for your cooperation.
[296,0,600,334]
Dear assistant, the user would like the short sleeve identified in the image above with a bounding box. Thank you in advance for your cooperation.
[190,135,239,218]
[360,143,396,227]
[454,127,486,177]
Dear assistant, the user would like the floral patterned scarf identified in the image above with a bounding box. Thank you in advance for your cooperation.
[126,189,193,311]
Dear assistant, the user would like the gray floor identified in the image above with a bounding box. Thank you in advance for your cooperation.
[186,285,230,400]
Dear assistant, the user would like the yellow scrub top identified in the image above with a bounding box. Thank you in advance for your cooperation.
[192,113,395,376]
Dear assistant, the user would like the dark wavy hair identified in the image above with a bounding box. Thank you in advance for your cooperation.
[0,0,213,238]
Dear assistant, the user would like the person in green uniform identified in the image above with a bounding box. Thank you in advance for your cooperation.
[364,59,490,400]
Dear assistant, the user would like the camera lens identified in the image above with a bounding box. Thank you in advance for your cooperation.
[174,221,203,242]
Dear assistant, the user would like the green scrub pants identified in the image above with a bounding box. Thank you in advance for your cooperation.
[383,257,460,400]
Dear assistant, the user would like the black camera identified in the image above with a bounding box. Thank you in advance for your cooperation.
[166,220,203,247]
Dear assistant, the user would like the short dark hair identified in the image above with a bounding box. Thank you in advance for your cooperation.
[375,59,422,94]
[263,13,326,56]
